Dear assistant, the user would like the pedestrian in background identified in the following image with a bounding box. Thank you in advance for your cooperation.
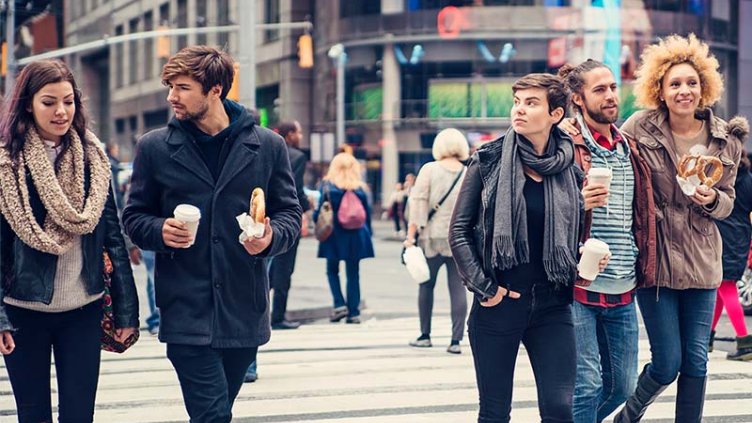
[613,34,744,423]
[404,128,468,354]
[314,152,374,324]
[384,182,405,238]
[0,59,139,423]
[450,73,584,423]
[123,46,302,422]
[711,149,752,361]
[269,120,311,330]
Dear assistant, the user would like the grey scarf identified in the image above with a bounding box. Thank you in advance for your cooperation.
[492,127,580,286]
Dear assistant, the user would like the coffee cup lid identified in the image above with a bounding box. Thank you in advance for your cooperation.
[174,204,201,218]
[588,167,612,176]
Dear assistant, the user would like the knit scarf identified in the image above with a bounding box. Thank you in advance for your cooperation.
[492,126,581,286]
[0,127,111,255]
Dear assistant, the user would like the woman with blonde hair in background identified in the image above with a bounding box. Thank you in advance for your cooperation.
[405,128,468,354]
[314,153,374,324]
[613,34,745,423]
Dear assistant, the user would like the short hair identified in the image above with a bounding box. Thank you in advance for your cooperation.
[512,73,568,117]
[161,46,235,100]
[276,121,299,139]
[558,59,612,113]
[633,33,723,109]
[432,128,469,161]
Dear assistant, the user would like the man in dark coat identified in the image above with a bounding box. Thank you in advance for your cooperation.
[270,120,311,329]
[122,46,302,423]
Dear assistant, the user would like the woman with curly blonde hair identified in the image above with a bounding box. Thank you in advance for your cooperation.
[613,34,747,423]
[314,153,374,323]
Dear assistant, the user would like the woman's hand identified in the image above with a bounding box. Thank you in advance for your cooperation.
[558,117,581,137]
[690,185,718,207]
[114,327,138,344]
[480,286,521,307]
[0,331,15,355]
[403,238,415,249]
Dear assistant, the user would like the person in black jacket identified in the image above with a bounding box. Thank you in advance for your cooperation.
[122,46,302,423]
[270,120,311,329]
[0,60,139,423]
[712,148,752,360]
[449,73,585,423]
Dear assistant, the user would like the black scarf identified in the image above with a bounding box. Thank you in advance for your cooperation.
[492,126,581,286]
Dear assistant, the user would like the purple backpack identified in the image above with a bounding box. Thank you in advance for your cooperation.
[337,190,367,230]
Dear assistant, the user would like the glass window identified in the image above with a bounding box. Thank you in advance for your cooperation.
[144,11,154,79]
[218,0,230,48]
[159,3,170,67]
[129,18,139,85]
[196,0,208,45]
[340,1,381,18]
[264,0,280,42]
[177,0,188,50]
[114,25,124,88]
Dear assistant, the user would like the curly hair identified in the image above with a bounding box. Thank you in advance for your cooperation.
[633,34,723,110]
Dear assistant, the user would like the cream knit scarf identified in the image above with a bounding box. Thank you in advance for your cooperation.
[0,127,111,255]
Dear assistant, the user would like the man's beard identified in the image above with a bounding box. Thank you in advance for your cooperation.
[178,101,210,122]
[585,102,619,125]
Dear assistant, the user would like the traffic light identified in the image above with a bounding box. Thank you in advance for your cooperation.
[298,34,313,68]
[1,42,6,77]
[156,25,170,58]
[227,62,240,101]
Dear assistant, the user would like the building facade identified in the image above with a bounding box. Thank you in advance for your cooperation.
[63,0,750,202]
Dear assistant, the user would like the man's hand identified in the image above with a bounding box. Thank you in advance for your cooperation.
[0,331,15,355]
[243,217,273,256]
[128,247,142,265]
[480,286,521,308]
[690,185,718,207]
[162,218,193,248]
[582,182,609,211]
[114,327,138,344]
[558,117,581,137]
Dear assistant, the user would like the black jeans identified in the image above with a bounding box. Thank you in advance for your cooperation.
[270,238,300,324]
[468,283,575,423]
[166,344,257,423]
[3,301,103,423]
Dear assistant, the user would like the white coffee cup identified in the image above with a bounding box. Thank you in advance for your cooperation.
[174,204,201,247]
[578,238,610,281]
[588,167,613,191]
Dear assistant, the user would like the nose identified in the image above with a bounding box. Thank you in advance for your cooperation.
[54,103,66,117]
[167,88,177,103]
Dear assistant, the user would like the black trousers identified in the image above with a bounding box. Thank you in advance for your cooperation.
[167,344,257,423]
[468,283,575,423]
[270,237,300,324]
[3,301,103,423]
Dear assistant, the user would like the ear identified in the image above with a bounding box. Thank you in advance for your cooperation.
[211,84,223,98]
[572,93,584,108]
[550,106,565,123]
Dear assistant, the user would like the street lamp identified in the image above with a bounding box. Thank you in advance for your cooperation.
[328,43,346,147]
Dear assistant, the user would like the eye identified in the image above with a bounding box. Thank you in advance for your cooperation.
[688,80,698,86]
[42,102,54,106]
[670,81,680,87]
[64,100,74,106]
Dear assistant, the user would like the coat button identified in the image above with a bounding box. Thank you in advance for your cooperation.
[212,236,220,244]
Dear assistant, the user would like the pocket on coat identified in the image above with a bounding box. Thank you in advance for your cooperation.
[251,258,269,314]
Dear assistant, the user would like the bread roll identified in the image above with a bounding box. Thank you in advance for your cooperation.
[250,188,266,224]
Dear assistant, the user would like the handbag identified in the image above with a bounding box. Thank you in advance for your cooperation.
[314,184,334,241]
[400,167,465,265]
[101,251,139,353]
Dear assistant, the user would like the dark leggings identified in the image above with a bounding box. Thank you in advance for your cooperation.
[3,301,103,423]
[468,284,575,423]
[418,255,467,341]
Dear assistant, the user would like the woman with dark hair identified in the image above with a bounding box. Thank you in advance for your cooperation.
[449,73,585,422]
[0,60,139,423]
[711,150,752,361]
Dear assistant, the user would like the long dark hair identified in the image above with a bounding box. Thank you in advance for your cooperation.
[0,60,89,161]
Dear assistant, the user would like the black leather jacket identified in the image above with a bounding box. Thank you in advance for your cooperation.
[0,175,139,332]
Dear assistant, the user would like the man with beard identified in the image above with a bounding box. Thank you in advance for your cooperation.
[558,61,656,423]
[123,46,302,422]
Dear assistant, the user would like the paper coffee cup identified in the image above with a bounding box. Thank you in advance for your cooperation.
[174,204,201,247]
[578,238,610,281]
[588,167,613,191]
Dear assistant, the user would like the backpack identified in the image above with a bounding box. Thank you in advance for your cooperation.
[337,189,367,230]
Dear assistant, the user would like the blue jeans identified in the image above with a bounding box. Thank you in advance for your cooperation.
[637,287,716,385]
[573,300,638,423]
[326,259,361,317]
[142,250,160,331]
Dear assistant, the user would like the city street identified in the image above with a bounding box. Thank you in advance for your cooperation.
[1,220,751,422]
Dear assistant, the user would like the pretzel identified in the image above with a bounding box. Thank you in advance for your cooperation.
[250,188,266,224]
[697,156,723,187]
[677,155,702,178]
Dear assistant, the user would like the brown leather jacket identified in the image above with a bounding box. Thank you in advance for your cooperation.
[573,131,657,289]
[621,109,745,290]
